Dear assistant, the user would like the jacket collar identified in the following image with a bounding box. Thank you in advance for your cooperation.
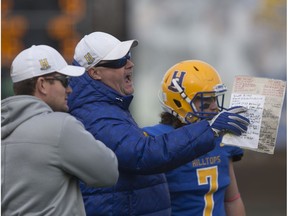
[69,72,133,111]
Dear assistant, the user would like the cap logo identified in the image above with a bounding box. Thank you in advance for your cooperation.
[39,58,51,70]
[84,52,95,65]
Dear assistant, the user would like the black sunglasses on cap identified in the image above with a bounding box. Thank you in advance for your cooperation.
[95,52,131,69]
[44,75,70,88]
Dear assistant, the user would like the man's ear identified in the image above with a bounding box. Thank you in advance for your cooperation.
[88,68,101,80]
[35,77,48,95]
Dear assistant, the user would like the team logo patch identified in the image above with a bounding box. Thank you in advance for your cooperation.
[39,58,51,70]
[84,52,95,65]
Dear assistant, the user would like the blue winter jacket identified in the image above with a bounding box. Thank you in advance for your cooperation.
[68,72,216,216]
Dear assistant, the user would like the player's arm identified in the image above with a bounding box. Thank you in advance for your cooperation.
[225,160,246,216]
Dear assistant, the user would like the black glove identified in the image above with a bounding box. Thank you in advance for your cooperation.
[209,106,250,136]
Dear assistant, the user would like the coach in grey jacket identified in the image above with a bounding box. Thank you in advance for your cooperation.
[1,45,119,216]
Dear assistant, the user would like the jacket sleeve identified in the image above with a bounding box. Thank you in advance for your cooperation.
[58,115,119,187]
[89,112,215,175]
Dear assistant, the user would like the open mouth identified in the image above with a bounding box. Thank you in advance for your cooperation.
[125,73,132,82]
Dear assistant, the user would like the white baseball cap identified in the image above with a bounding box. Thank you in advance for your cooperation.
[11,45,85,83]
[74,32,138,70]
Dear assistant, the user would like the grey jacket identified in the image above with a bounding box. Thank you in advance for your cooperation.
[1,95,119,216]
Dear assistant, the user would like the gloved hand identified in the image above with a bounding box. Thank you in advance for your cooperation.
[209,106,250,136]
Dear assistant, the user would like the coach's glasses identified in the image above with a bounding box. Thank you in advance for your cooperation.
[95,52,131,69]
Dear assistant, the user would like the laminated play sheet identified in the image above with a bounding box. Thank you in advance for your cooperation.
[222,76,286,154]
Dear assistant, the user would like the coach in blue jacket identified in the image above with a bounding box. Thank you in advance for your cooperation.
[68,31,249,216]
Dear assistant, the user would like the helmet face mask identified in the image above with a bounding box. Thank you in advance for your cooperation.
[189,89,226,120]
[160,60,227,124]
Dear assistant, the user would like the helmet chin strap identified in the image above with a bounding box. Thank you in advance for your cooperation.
[171,78,191,103]
[172,78,197,110]
[171,78,199,116]
[158,89,187,123]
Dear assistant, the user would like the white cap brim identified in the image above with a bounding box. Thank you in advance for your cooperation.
[57,65,85,77]
[103,40,138,60]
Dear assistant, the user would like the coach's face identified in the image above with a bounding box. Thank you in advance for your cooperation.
[88,58,135,96]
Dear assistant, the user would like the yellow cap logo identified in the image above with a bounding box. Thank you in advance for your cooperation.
[84,52,95,65]
[39,58,51,70]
